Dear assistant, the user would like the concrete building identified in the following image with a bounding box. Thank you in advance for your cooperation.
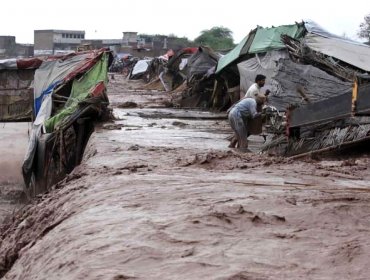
[80,39,124,53]
[121,31,191,57]
[34,30,85,55]
[122,32,138,47]
[15,44,34,57]
[0,36,16,58]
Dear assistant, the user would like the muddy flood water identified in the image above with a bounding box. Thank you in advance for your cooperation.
[0,123,29,223]
[1,75,370,279]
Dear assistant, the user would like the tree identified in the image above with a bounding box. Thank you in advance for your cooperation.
[194,26,235,50]
[358,14,370,44]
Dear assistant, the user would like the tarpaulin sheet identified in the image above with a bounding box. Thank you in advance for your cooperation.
[238,51,352,110]
[0,58,43,70]
[238,50,288,97]
[216,23,304,74]
[249,24,305,54]
[33,53,94,116]
[216,36,249,74]
[303,33,370,72]
[187,47,220,79]
[0,58,17,70]
[131,59,150,76]
[304,19,364,45]
[44,52,109,132]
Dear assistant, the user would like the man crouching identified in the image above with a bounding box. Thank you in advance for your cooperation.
[228,94,266,152]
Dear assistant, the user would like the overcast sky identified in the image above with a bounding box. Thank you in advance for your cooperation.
[0,0,368,44]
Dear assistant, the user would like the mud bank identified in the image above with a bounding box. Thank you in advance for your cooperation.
[1,75,370,279]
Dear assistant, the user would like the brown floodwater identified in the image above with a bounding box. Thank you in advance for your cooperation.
[0,122,29,222]
[1,76,370,279]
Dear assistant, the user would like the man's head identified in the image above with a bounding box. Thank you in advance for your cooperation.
[255,74,266,88]
[255,94,266,105]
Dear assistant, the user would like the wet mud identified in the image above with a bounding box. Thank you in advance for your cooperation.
[1,75,370,279]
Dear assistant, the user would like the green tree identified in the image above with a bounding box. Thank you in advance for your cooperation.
[194,26,235,50]
[358,14,370,44]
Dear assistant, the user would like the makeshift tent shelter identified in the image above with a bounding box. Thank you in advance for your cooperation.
[22,49,112,197]
[237,51,352,110]
[215,23,305,74]
[176,46,220,108]
[213,20,370,111]
[129,58,152,80]
[214,20,370,157]
[159,48,198,91]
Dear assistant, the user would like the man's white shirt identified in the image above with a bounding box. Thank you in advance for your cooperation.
[245,83,261,99]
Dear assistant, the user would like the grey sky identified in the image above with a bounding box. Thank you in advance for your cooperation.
[1,0,368,44]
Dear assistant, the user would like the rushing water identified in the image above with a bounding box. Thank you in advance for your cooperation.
[0,122,30,222]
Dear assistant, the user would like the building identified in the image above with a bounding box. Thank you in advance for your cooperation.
[122,32,139,47]
[0,36,16,58]
[34,29,85,55]
[15,44,34,57]
[121,31,190,57]
[80,39,124,53]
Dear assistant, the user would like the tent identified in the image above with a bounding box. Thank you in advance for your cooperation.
[213,20,370,111]
[22,49,113,197]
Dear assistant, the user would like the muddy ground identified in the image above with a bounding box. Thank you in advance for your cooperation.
[1,75,370,279]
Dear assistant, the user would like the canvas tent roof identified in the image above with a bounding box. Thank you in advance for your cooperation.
[216,36,249,75]
[249,24,305,54]
[215,23,305,74]
[44,52,109,132]
[0,57,43,70]
[237,51,352,110]
[216,20,370,76]
[303,33,370,72]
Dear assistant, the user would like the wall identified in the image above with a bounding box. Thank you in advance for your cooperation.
[34,31,54,54]
[0,36,16,58]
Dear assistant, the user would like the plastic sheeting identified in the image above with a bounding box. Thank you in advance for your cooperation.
[186,47,220,80]
[304,19,364,45]
[238,51,352,110]
[0,58,17,70]
[22,50,112,186]
[303,33,370,72]
[249,24,305,54]
[131,59,150,76]
[216,23,305,74]
[44,53,109,132]
[216,36,249,74]
[33,53,93,116]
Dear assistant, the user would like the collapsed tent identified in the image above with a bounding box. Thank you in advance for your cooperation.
[237,51,352,110]
[159,47,198,91]
[22,49,113,197]
[129,58,152,80]
[214,20,370,111]
[174,46,221,108]
[214,20,370,156]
